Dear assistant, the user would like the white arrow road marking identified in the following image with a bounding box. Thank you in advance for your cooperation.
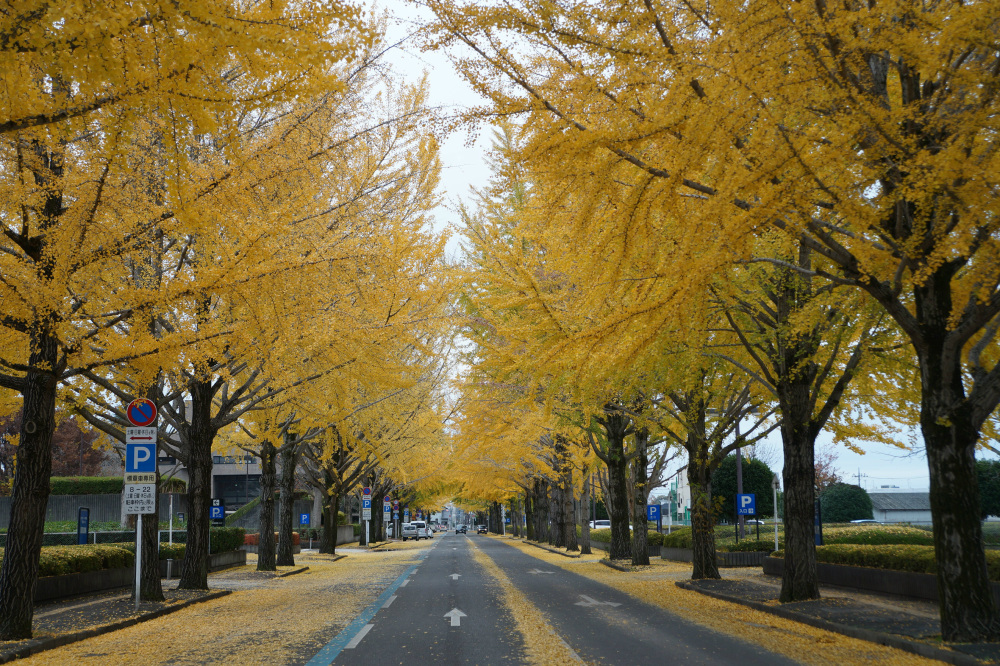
[527,569,555,575]
[448,573,461,580]
[575,595,622,608]
[345,623,374,649]
[444,608,467,627]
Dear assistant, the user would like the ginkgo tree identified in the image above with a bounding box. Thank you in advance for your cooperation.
[427,0,1000,640]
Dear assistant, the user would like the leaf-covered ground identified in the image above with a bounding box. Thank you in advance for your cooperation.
[18,546,431,665]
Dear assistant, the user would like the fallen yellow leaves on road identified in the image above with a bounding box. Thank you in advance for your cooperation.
[504,540,942,666]
[20,549,421,665]
[470,540,583,666]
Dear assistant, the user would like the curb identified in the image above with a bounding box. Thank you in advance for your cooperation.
[600,559,632,572]
[277,566,310,577]
[522,540,582,558]
[0,590,231,664]
[674,581,986,666]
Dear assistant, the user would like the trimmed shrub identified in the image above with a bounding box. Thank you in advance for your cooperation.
[20,545,135,576]
[244,532,300,547]
[661,527,693,549]
[209,527,246,553]
[724,538,781,552]
[773,544,1000,581]
[823,524,934,546]
[118,542,186,560]
[50,477,124,495]
[590,528,612,543]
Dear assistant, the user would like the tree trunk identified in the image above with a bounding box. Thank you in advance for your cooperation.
[276,441,298,566]
[917,323,1000,639]
[179,378,215,590]
[320,488,339,554]
[579,474,592,555]
[778,379,820,602]
[0,333,58,638]
[552,482,565,547]
[562,464,578,552]
[139,483,164,601]
[257,440,277,571]
[524,492,535,541]
[688,459,720,579]
[630,431,650,566]
[535,480,550,543]
[606,451,631,560]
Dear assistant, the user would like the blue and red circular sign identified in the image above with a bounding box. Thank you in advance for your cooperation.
[126,399,157,427]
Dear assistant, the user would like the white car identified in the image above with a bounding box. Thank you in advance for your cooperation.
[590,520,611,529]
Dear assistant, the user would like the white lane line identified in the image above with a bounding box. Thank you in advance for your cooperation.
[382,595,397,609]
[344,623,374,649]
[401,578,410,587]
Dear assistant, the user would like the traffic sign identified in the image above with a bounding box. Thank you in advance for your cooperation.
[123,483,156,514]
[210,498,225,525]
[125,426,156,443]
[737,493,757,516]
[125,399,157,427]
[647,504,661,521]
[125,443,156,473]
[362,486,371,496]
[300,513,310,526]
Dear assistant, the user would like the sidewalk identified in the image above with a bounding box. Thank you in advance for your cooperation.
[0,558,308,664]
[677,570,1000,666]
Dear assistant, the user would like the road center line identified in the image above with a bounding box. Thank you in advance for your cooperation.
[344,623,373,649]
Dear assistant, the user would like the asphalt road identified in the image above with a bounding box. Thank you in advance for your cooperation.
[326,534,526,665]
[316,533,797,665]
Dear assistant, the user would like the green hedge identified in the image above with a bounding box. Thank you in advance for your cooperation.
[773,544,1000,581]
[726,538,781,552]
[209,527,245,553]
[50,477,124,495]
[662,527,693,548]
[119,542,186,560]
[2,545,137,576]
[822,525,934,546]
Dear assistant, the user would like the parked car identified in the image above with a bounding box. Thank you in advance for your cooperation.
[850,519,882,524]
[456,525,467,534]
[590,520,611,529]
[400,522,416,540]
[410,520,431,539]
[477,525,488,534]
[745,519,765,525]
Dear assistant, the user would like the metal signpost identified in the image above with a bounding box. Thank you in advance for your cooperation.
[362,486,372,545]
[383,496,390,539]
[646,504,662,533]
[392,500,400,537]
[124,398,158,610]
[773,475,781,551]
[736,494,756,544]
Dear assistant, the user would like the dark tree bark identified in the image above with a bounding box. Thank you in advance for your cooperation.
[320,485,340,554]
[178,377,216,590]
[276,439,298,566]
[534,479,549,543]
[138,479,164,602]
[778,380,819,602]
[596,410,632,561]
[524,491,535,541]
[257,439,277,571]
[630,428,650,566]
[579,474,592,555]
[0,331,59,638]
[688,456,720,579]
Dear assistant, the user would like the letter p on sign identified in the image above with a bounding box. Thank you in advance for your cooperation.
[126,443,156,473]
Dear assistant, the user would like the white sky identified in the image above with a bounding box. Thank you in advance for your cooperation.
[376,1,1000,493]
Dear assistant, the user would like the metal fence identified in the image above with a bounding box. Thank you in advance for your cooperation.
[0,494,190,529]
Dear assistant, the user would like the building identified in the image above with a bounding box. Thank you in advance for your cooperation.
[664,466,692,525]
[158,453,261,509]
[868,489,932,524]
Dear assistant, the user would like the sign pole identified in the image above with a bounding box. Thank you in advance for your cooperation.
[135,514,142,610]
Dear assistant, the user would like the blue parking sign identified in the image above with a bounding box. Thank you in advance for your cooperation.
[210,506,224,520]
[300,513,310,526]
[737,493,757,515]
[646,504,661,521]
